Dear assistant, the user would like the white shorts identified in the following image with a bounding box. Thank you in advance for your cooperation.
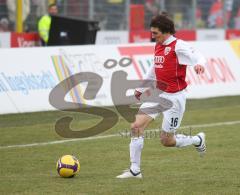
[139,90,186,133]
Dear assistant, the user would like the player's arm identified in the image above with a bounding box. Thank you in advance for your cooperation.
[135,65,156,100]
[175,40,206,75]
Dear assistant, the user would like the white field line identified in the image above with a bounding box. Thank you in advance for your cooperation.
[1,120,240,150]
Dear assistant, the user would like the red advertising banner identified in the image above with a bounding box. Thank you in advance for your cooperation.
[175,30,196,41]
[225,29,240,40]
[11,32,41,47]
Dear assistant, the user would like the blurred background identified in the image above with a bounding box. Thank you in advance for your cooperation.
[0,0,240,47]
[1,0,239,31]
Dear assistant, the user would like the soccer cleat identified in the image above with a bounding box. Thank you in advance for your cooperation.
[195,132,206,157]
[116,169,142,179]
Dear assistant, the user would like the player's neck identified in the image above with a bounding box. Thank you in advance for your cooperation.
[156,34,171,45]
[161,34,171,44]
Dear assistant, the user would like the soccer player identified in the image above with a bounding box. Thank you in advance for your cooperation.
[116,13,206,179]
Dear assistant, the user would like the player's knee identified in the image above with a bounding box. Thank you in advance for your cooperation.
[131,122,143,137]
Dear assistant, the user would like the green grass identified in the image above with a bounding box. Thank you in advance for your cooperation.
[0,96,240,194]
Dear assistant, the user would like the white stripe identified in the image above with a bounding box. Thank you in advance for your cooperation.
[175,54,181,91]
[1,120,240,150]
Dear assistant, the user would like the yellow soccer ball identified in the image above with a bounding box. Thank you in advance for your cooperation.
[56,155,80,178]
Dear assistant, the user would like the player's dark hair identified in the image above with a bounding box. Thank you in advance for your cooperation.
[150,13,176,34]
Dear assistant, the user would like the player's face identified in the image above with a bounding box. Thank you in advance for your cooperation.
[150,27,165,44]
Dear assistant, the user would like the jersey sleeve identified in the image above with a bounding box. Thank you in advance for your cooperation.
[136,64,156,93]
[175,40,206,66]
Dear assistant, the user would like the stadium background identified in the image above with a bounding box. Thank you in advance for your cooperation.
[1,0,240,46]
[1,0,239,31]
[0,0,240,194]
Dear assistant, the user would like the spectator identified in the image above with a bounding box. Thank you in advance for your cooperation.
[144,0,163,28]
[197,0,215,23]
[230,0,240,28]
[6,0,30,31]
[224,0,233,28]
[145,0,160,16]
[38,3,58,45]
[0,0,7,20]
[105,0,125,30]
[32,0,48,19]
[196,6,205,28]
[67,0,87,18]
[207,0,223,28]
[0,17,9,32]
[48,0,64,13]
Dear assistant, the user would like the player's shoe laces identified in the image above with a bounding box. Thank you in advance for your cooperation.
[116,169,142,179]
[195,132,206,157]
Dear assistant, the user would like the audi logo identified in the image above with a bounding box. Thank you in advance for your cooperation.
[154,56,165,64]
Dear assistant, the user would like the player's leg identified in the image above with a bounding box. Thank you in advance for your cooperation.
[160,92,206,156]
[160,109,201,147]
[129,112,152,174]
[117,102,159,179]
[116,112,152,179]
[160,92,187,147]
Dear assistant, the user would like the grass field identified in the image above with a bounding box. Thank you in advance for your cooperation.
[1,96,240,195]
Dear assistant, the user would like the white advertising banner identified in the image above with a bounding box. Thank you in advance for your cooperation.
[186,41,240,98]
[0,41,240,114]
[0,32,11,48]
[0,47,58,113]
[96,31,128,45]
[197,29,225,41]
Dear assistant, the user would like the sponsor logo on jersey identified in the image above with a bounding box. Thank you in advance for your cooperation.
[164,47,171,55]
[154,55,164,68]
[155,64,164,68]
[154,55,165,63]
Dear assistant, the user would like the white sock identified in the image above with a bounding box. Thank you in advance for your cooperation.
[175,134,200,147]
[130,136,144,173]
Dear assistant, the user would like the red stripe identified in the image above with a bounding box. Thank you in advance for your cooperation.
[118,46,154,79]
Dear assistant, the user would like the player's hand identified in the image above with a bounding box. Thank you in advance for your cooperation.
[194,65,205,74]
[134,90,142,101]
